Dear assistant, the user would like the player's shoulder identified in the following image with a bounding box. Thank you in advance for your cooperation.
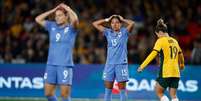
[120,27,128,32]
[169,37,179,44]
[45,20,55,24]
[104,27,112,32]
[156,37,164,42]
[104,28,112,35]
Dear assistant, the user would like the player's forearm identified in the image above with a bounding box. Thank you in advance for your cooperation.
[179,52,185,70]
[92,19,106,32]
[93,19,105,26]
[140,50,158,70]
[122,19,135,32]
[65,7,79,25]
[122,19,135,26]
[35,9,55,26]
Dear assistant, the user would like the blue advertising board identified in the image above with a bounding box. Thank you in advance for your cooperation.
[0,64,200,100]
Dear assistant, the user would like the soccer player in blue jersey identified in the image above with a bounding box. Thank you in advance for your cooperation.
[93,15,135,101]
[35,3,78,101]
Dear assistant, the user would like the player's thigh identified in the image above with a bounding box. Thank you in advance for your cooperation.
[169,78,179,98]
[103,64,115,82]
[169,78,179,89]
[115,64,129,82]
[156,77,169,90]
[44,83,56,96]
[44,65,57,84]
[57,66,73,85]
[155,79,166,98]
[104,81,114,89]
[60,85,71,97]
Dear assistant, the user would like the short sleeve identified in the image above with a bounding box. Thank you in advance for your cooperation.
[121,27,130,36]
[153,39,162,52]
[69,24,77,35]
[103,28,110,37]
[44,20,53,31]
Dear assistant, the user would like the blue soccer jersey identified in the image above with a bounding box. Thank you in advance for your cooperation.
[44,20,77,66]
[103,27,129,64]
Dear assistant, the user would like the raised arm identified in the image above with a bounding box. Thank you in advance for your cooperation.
[92,19,107,32]
[92,15,115,32]
[35,6,59,27]
[60,3,79,28]
[118,15,135,33]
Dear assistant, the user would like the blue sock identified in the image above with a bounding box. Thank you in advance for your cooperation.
[47,96,57,101]
[104,88,112,101]
[62,97,71,101]
[120,89,127,101]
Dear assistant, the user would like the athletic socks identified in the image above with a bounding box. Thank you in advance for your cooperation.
[62,97,71,101]
[161,95,170,101]
[120,89,127,101]
[172,98,179,101]
[104,88,112,101]
[47,96,57,101]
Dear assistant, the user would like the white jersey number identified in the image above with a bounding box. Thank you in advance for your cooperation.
[56,33,61,42]
[63,70,68,79]
[111,39,117,46]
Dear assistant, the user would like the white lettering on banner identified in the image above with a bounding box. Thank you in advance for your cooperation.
[11,77,23,88]
[0,76,199,93]
[186,80,198,92]
[20,77,32,88]
[178,80,198,92]
[0,77,44,89]
[126,78,138,91]
[127,79,156,91]
[138,79,152,91]
[0,77,11,88]
[127,78,198,93]
[33,77,44,89]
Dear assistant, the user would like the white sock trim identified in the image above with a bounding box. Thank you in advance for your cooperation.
[172,98,179,101]
[160,95,170,101]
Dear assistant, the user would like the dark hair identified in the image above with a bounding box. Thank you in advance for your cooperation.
[155,18,168,33]
[110,15,122,23]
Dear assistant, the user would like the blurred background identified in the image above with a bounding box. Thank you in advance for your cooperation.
[0,0,201,101]
[0,0,201,64]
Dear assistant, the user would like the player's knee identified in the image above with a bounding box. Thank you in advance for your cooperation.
[155,89,164,98]
[45,91,55,97]
[104,81,113,89]
[60,90,70,98]
[169,93,177,99]
[169,88,177,99]
[105,84,113,89]
[60,92,69,98]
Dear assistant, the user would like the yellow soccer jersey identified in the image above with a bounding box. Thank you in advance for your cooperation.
[153,37,182,78]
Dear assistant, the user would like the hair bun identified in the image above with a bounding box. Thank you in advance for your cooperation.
[157,18,164,25]
[157,18,167,28]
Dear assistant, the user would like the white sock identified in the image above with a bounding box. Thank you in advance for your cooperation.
[172,98,179,101]
[160,95,169,101]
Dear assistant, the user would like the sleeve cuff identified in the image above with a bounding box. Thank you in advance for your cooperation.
[153,49,160,53]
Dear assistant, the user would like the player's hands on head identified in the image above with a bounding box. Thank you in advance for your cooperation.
[118,15,124,21]
[59,3,70,10]
[52,4,61,12]
[105,15,118,22]
[105,15,112,22]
